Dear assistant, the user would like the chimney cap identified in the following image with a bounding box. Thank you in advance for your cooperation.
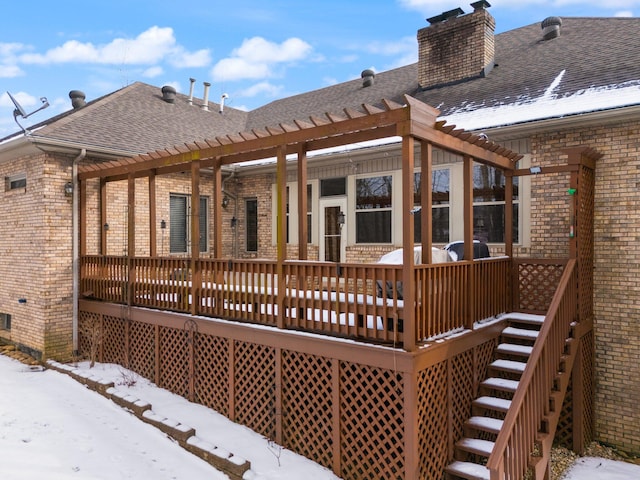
[427,7,465,25]
[470,0,491,11]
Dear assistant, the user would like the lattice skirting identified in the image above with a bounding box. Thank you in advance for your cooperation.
[78,307,503,479]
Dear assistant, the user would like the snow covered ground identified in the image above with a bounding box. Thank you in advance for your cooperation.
[0,353,638,480]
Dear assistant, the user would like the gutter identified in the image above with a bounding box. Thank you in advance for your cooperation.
[72,148,87,354]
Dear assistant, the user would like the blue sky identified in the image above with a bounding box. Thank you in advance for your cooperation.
[1,0,637,138]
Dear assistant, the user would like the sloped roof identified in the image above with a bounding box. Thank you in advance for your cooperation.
[6,17,640,156]
[3,82,248,155]
[249,17,640,131]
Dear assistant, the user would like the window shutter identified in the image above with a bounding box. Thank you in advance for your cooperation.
[170,195,187,253]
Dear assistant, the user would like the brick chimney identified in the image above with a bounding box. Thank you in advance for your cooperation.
[417,1,496,89]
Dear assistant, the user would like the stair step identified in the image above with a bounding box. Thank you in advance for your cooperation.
[502,313,545,325]
[466,416,504,435]
[490,359,527,375]
[457,438,495,457]
[501,326,540,341]
[473,396,512,413]
[481,377,519,393]
[496,343,533,357]
[445,461,490,480]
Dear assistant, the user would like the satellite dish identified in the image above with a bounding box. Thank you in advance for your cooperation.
[6,91,50,134]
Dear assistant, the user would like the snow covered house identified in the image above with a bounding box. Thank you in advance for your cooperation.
[1,4,639,479]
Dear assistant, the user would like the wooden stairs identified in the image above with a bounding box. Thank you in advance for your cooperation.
[445,312,579,480]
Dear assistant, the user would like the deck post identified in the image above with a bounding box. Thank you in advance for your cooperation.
[401,135,417,351]
[100,178,107,256]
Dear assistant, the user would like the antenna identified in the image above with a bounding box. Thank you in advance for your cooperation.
[6,91,50,134]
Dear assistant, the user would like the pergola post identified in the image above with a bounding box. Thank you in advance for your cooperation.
[127,174,136,306]
[402,135,417,351]
[213,158,223,259]
[149,170,157,257]
[190,160,201,316]
[100,179,107,256]
[463,156,475,330]
[297,143,308,260]
[420,140,433,263]
[276,144,287,329]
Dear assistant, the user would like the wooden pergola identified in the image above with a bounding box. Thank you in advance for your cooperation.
[78,94,522,351]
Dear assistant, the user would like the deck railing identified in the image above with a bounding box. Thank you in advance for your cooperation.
[487,259,578,479]
[80,255,512,346]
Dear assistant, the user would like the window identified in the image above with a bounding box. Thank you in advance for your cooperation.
[0,313,10,331]
[356,175,392,243]
[246,198,258,252]
[413,169,451,243]
[473,164,519,243]
[169,194,209,254]
[5,173,26,191]
[320,177,346,197]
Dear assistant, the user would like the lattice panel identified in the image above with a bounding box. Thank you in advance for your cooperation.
[475,339,498,387]
[194,333,229,416]
[128,321,155,380]
[233,341,276,439]
[339,362,404,480]
[77,311,100,360]
[102,315,126,364]
[452,351,475,444]
[281,351,334,471]
[159,326,190,398]
[556,376,573,448]
[517,263,564,312]
[578,166,595,321]
[580,331,595,445]
[418,361,449,480]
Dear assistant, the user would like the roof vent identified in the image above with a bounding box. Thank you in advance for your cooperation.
[69,90,86,109]
[201,82,211,111]
[161,85,177,103]
[361,69,375,87]
[541,16,562,40]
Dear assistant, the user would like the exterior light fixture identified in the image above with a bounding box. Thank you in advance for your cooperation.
[337,211,346,228]
[64,182,73,197]
[103,223,110,231]
[160,219,167,229]
[230,216,237,228]
[222,196,229,208]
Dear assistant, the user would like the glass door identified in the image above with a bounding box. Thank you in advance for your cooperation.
[320,199,346,263]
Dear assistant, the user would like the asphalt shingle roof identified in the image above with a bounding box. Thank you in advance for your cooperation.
[8,16,640,155]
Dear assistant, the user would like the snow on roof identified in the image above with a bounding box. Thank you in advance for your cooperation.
[444,71,640,131]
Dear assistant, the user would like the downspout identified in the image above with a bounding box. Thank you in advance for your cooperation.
[72,148,87,354]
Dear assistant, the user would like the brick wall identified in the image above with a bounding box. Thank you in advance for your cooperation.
[0,151,75,360]
[530,119,640,453]
[417,7,495,89]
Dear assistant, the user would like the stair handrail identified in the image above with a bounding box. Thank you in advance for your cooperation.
[487,258,578,480]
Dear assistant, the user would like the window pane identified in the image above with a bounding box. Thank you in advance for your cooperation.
[356,211,391,243]
[413,169,450,243]
[473,204,519,243]
[246,198,258,252]
[169,195,187,253]
[356,176,392,209]
[414,207,450,243]
[473,165,518,201]
[320,177,346,196]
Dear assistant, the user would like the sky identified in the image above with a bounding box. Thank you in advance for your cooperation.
[1,354,639,480]
[0,0,638,138]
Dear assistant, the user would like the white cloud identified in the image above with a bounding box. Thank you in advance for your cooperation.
[16,26,209,69]
[0,91,39,108]
[211,36,312,82]
[0,64,23,78]
[239,81,283,98]
[142,66,164,78]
